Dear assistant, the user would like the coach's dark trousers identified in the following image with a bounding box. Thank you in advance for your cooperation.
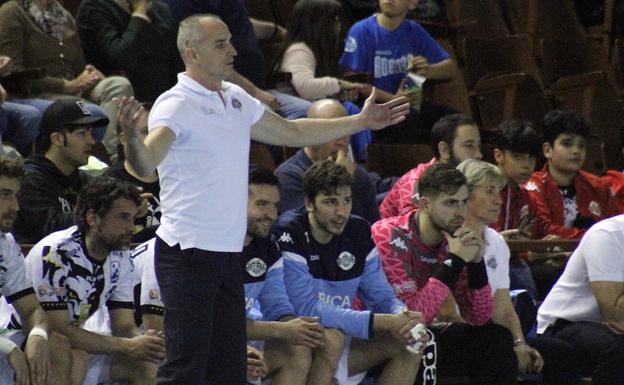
[154,237,247,385]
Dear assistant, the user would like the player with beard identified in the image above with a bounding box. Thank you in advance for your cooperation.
[0,157,73,385]
[1,176,165,385]
[379,114,482,219]
[240,165,324,384]
[275,160,425,385]
[372,163,518,385]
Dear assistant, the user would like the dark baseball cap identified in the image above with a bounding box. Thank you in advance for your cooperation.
[40,98,109,140]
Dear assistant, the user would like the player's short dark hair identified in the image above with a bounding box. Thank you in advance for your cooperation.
[303,160,352,200]
[74,176,142,233]
[418,163,467,199]
[494,120,543,158]
[431,114,477,158]
[0,157,24,181]
[249,164,280,188]
[543,110,590,146]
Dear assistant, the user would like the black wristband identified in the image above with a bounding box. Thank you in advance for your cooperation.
[467,259,489,289]
[431,253,466,288]
[368,312,375,339]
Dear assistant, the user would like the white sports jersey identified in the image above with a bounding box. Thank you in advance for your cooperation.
[8,226,136,328]
[0,232,32,302]
[131,238,163,315]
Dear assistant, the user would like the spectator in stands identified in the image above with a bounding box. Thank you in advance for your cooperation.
[3,176,166,385]
[372,163,517,385]
[277,0,364,102]
[14,98,107,244]
[0,55,40,156]
[0,157,70,385]
[379,114,481,218]
[491,120,543,238]
[339,0,457,143]
[524,110,612,239]
[459,158,582,385]
[275,99,379,223]
[163,0,312,120]
[537,214,624,384]
[275,160,424,385]
[104,102,159,243]
[0,0,134,157]
[76,0,183,102]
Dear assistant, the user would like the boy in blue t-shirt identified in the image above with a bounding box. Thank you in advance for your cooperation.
[339,0,456,143]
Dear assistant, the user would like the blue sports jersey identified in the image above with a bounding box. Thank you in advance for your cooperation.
[274,208,404,340]
[241,236,296,322]
[339,15,450,94]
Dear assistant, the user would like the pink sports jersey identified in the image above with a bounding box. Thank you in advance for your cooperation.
[372,211,493,325]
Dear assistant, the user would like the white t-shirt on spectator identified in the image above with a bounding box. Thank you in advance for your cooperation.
[483,227,511,294]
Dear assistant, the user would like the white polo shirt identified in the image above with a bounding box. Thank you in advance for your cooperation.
[150,73,264,251]
[537,215,624,333]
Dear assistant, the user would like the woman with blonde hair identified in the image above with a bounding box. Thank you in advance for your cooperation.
[457,158,581,385]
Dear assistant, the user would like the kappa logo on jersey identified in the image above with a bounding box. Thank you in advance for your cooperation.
[389,236,408,251]
[588,200,601,217]
[486,256,497,270]
[0,266,6,287]
[344,36,357,53]
[246,258,267,278]
[337,251,356,271]
[278,232,293,244]
[231,97,242,111]
[318,292,351,308]
[58,196,72,213]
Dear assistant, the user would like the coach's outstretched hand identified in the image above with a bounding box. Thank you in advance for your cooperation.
[359,88,410,130]
[114,96,146,141]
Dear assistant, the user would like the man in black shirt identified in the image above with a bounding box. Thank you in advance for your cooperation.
[14,98,107,244]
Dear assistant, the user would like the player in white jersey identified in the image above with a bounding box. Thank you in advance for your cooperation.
[0,157,70,385]
[1,176,165,385]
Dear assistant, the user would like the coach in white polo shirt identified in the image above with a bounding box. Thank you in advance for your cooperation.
[114,13,410,385]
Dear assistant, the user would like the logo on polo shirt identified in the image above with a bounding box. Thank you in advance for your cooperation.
[486,256,497,269]
[337,251,355,270]
[246,258,267,277]
[232,97,242,111]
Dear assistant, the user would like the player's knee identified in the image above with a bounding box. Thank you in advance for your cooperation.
[316,328,344,365]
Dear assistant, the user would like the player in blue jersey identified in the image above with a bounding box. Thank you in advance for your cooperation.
[275,160,424,385]
[243,165,325,384]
